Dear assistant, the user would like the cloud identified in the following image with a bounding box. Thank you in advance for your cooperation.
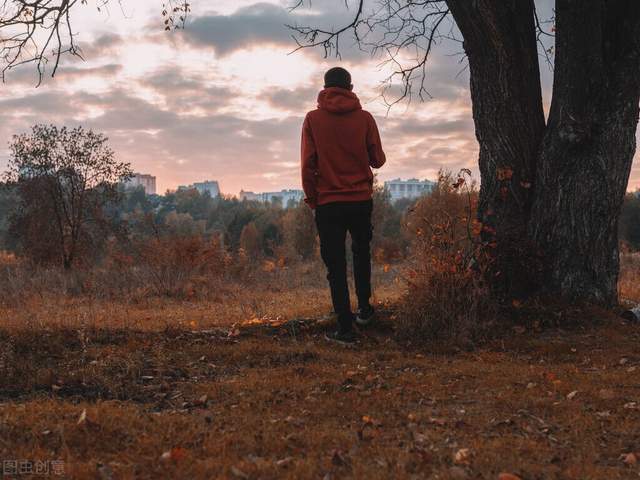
[81,32,124,57]
[138,67,237,113]
[178,2,373,63]
[260,85,319,112]
[180,3,297,56]
[2,62,123,90]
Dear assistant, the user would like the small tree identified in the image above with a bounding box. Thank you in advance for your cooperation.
[282,202,317,260]
[5,125,132,269]
[239,221,261,259]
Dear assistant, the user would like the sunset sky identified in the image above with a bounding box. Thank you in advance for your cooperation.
[0,0,638,195]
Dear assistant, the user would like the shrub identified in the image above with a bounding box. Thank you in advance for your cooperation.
[398,170,498,345]
[107,234,226,298]
[619,251,640,304]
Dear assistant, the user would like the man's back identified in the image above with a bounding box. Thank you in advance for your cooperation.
[301,87,386,208]
[300,67,385,344]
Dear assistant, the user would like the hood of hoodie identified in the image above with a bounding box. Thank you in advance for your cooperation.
[317,87,362,114]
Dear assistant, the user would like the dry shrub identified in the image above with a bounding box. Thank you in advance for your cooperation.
[373,237,405,264]
[106,235,226,299]
[619,251,640,303]
[398,170,498,345]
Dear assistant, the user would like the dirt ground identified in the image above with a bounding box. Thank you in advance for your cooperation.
[1,307,639,479]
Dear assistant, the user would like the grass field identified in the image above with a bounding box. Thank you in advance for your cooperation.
[1,305,640,479]
[0,257,639,479]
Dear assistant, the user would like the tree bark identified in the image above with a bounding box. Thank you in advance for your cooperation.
[529,0,640,305]
[446,0,546,298]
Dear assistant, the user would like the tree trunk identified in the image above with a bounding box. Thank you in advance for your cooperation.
[446,0,546,298]
[529,0,640,305]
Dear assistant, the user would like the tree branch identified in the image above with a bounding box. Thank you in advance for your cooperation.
[288,0,453,105]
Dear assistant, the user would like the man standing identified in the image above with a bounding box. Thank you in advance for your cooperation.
[301,67,386,344]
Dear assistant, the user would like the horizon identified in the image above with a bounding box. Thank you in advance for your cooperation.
[129,173,438,198]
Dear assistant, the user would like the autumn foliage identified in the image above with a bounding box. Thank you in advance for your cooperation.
[399,170,497,344]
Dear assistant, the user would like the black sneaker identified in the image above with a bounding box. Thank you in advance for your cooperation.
[355,305,375,327]
[324,330,357,345]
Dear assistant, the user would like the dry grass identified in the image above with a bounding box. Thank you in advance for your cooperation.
[0,263,404,331]
[0,249,639,479]
[1,310,639,479]
[620,252,640,304]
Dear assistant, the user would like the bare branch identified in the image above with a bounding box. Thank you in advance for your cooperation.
[287,0,365,59]
[0,0,190,85]
[288,0,454,106]
[533,2,555,70]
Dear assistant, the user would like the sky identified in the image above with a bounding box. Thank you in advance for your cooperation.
[0,0,638,196]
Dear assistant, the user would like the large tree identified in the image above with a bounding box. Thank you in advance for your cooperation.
[294,0,640,305]
[1,0,639,304]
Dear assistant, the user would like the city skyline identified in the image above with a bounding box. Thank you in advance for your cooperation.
[125,172,445,200]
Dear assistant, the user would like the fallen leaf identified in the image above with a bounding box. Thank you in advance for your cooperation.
[160,447,188,463]
[276,456,294,467]
[566,390,578,400]
[361,415,382,426]
[230,466,249,479]
[170,447,187,462]
[498,474,522,480]
[454,448,472,465]
[428,417,447,426]
[285,415,304,427]
[622,452,638,465]
[77,409,88,426]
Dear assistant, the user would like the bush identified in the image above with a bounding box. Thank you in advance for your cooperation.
[106,234,226,299]
[398,170,498,345]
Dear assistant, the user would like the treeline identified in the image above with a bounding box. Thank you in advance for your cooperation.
[0,124,414,271]
[0,181,413,267]
[1,124,638,275]
[2,174,639,271]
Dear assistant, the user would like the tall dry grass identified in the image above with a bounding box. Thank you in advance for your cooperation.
[619,251,640,304]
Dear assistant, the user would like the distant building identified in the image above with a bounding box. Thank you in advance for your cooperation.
[123,173,156,195]
[178,180,221,198]
[238,190,261,202]
[384,178,435,202]
[239,189,304,207]
[192,180,220,198]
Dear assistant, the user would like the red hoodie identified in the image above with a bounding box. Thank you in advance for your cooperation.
[301,87,386,209]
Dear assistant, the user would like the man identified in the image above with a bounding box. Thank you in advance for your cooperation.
[301,67,386,345]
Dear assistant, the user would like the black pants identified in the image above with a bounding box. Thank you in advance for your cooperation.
[315,200,373,332]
